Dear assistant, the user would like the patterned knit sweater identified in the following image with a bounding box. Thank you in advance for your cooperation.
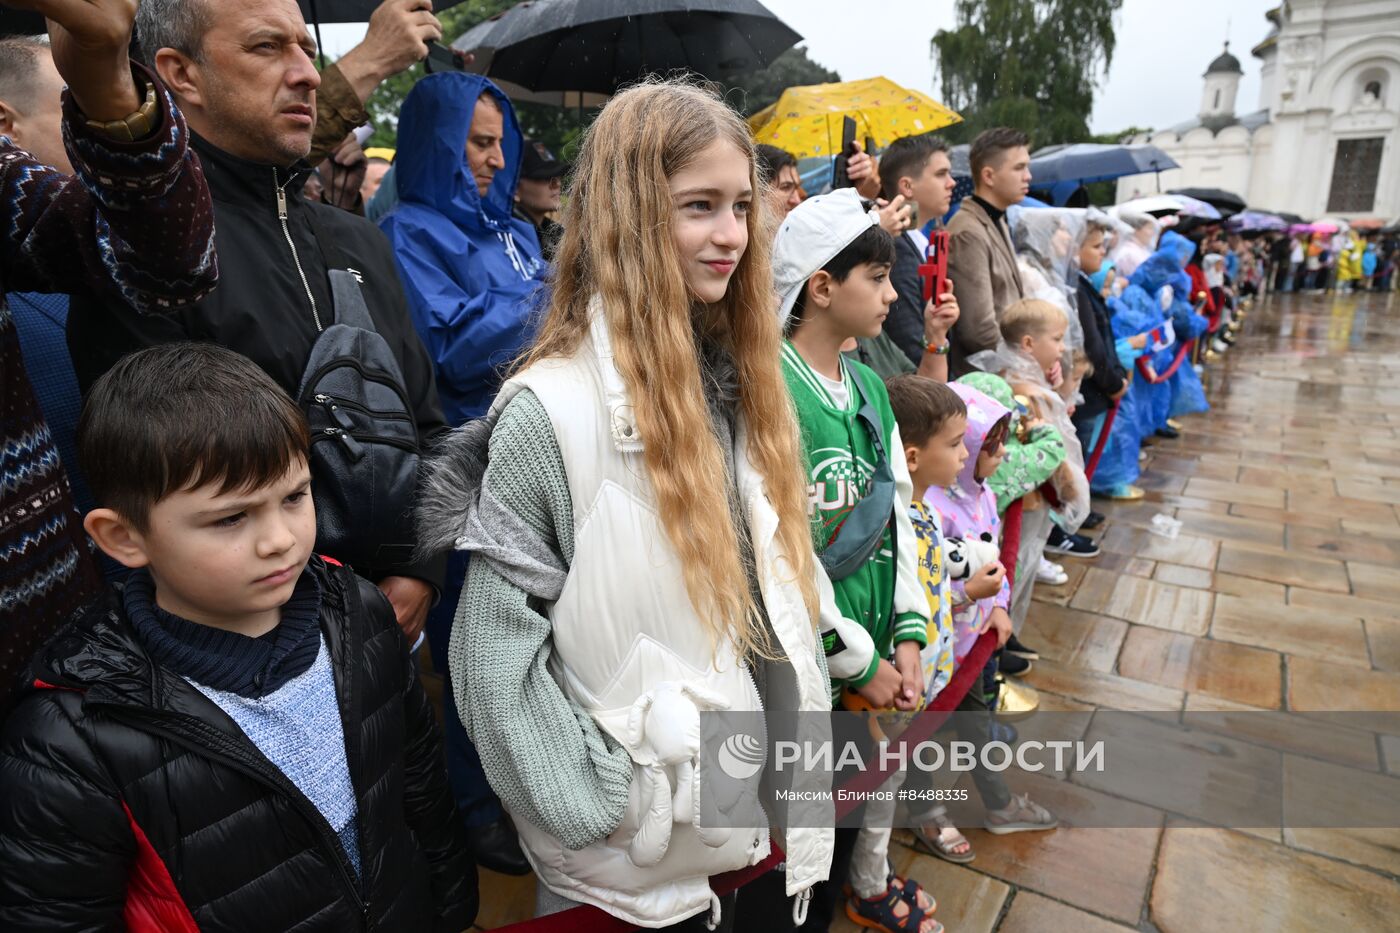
[0,65,216,705]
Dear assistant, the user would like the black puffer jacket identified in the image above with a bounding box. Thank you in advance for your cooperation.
[0,558,476,932]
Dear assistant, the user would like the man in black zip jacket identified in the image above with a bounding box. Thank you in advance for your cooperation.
[65,0,447,644]
[0,343,475,931]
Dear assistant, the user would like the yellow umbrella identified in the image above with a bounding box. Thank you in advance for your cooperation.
[749,76,961,160]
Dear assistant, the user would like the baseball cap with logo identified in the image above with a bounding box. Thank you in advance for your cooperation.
[772,187,881,329]
[521,139,567,180]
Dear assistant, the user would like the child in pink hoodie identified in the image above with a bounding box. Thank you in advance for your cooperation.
[925,383,1013,664]
[911,382,1058,857]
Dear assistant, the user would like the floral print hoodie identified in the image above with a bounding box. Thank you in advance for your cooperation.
[925,383,1013,664]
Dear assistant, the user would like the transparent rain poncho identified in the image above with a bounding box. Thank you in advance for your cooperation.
[1110,210,1160,280]
[1008,205,1087,351]
[965,328,1092,531]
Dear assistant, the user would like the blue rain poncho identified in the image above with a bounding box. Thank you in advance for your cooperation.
[1120,233,1210,427]
[1088,287,1150,493]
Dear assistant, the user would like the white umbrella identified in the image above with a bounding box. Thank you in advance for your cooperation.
[1113,195,1184,217]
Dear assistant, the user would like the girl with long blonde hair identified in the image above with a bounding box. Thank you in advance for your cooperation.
[419,80,842,928]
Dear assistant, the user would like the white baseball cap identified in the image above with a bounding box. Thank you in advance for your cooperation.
[772,187,881,329]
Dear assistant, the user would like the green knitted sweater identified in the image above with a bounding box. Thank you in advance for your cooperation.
[449,390,633,851]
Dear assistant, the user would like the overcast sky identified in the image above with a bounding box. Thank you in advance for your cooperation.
[316,0,1281,135]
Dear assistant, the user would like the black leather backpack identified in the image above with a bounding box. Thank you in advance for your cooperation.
[297,269,419,571]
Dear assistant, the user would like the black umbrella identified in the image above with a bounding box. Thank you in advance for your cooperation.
[297,1,469,23]
[452,0,800,95]
[2,2,471,35]
[1169,187,1247,217]
[0,6,43,35]
[1255,208,1306,225]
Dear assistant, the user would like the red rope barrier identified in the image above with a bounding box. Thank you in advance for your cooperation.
[832,499,1023,816]
[1135,339,1195,384]
[488,506,1030,931]
[490,849,787,933]
[1083,400,1120,482]
[999,498,1023,591]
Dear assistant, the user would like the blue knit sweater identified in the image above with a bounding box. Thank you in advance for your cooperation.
[123,569,361,876]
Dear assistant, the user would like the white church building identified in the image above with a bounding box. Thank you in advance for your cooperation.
[1116,0,1400,221]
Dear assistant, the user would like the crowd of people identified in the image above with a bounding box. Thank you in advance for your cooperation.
[1272,227,1400,294]
[0,1,1372,932]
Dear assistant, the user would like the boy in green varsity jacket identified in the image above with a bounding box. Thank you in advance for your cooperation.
[774,189,932,711]
[774,189,944,932]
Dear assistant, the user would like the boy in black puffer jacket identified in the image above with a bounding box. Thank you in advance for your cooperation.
[0,343,476,932]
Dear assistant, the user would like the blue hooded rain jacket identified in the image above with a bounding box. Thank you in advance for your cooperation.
[380,72,546,424]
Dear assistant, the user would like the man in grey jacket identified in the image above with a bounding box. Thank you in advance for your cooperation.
[946,127,1031,377]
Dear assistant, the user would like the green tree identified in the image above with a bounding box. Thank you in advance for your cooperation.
[721,45,840,117]
[1091,126,1153,145]
[360,0,513,150]
[930,0,1123,146]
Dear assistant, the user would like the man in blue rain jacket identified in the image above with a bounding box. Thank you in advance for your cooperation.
[380,71,546,425]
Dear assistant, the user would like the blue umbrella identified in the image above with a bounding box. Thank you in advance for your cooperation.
[1029,143,1179,206]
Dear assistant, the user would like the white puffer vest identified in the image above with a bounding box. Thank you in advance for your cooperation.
[486,312,834,927]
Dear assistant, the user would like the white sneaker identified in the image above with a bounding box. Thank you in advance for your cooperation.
[1037,557,1069,585]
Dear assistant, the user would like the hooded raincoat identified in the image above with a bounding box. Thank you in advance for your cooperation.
[924,384,1012,664]
[381,73,547,425]
[1009,206,1087,351]
[956,372,1068,516]
[1132,232,1209,420]
[1110,211,1160,280]
[1088,280,1160,493]
[958,341,1090,531]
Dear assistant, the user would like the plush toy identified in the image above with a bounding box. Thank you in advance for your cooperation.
[945,533,1001,580]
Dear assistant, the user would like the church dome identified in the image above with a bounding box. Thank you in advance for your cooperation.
[1206,44,1244,75]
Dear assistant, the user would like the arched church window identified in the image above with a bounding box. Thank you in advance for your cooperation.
[1214,88,1222,109]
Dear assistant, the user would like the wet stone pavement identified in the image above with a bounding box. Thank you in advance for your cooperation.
[466,289,1400,931]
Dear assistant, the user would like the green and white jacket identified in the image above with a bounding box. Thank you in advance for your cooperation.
[781,342,930,702]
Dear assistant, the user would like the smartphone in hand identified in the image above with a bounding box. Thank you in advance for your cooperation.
[831,116,858,189]
[920,230,950,303]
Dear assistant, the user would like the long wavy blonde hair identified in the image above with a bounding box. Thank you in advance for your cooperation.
[520,79,819,659]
